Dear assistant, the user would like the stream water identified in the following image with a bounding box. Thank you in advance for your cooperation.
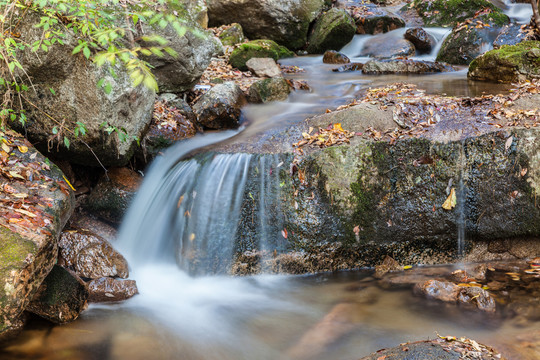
[2,2,539,359]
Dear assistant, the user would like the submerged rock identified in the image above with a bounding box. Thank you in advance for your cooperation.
[193,82,247,129]
[26,265,88,324]
[404,27,436,53]
[362,59,455,74]
[85,167,141,224]
[246,58,282,78]
[207,0,326,50]
[468,41,540,83]
[457,286,496,313]
[87,277,138,303]
[58,229,129,279]
[306,8,356,54]
[361,36,415,58]
[323,50,351,64]
[414,280,461,302]
[248,77,291,103]
[229,39,294,71]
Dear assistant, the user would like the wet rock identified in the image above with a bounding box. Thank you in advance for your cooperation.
[218,23,245,47]
[193,82,247,129]
[207,0,326,50]
[0,130,74,339]
[493,24,528,49]
[332,62,363,72]
[437,20,504,65]
[404,27,436,53]
[246,58,282,78]
[374,255,403,278]
[409,0,509,27]
[85,167,141,224]
[322,50,351,64]
[87,277,138,303]
[287,302,362,359]
[157,94,196,120]
[248,77,291,103]
[457,286,496,312]
[347,4,405,35]
[11,12,154,167]
[468,41,540,83]
[360,36,415,58]
[414,280,461,302]
[362,59,455,74]
[306,8,356,54]
[140,19,221,93]
[58,230,129,279]
[26,265,88,324]
[229,39,295,71]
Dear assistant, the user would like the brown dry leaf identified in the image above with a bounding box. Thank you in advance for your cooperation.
[521,168,528,177]
[505,135,513,150]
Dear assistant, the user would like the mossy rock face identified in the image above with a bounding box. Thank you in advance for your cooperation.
[468,41,540,83]
[410,0,509,27]
[306,8,356,54]
[248,77,291,103]
[229,40,294,71]
[436,22,502,65]
[0,130,74,340]
[218,23,245,47]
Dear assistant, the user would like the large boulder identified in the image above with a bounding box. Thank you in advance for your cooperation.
[347,4,406,34]
[493,24,528,49]
[306,8,356,54]
[362,59,455,74]
[246,58,282,78]
[436,22,503,65]
[409,0,509,27]
[12,11,155,167]
[207,0,326,50]
[229,39,295,71]
[181,0,209,28]
[218,23,246,47]
[193,82,247,129]
[140,21,221,93]
[0,130,74,340]
[468,41,540,83]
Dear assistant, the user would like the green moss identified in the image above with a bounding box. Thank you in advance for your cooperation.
[413,0,509,27]
[229,40,294,71]
[306,8,356,54]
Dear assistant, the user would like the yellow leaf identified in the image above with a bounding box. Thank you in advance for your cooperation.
[333,123,344,132]
[62,175,76,191]
[403,265,412,270]
[12,193,28,198]
[17,145,28,153]
[442,188,456,210]
[14,209,36,217]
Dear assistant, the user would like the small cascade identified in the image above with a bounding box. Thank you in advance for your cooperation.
[455,141,468,258]
[117,132,288,275]
[502,0,532,24]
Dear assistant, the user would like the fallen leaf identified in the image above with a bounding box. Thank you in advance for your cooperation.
[281,228,288,239]
[505,135,513,151]
[17,145,28,153]
[442,188,457,210]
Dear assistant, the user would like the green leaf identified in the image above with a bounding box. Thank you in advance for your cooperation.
[63,136,70,148]
[83,46,91,59]
[52,126,58,135]
[49,87,56,95]
[104,83,112,94]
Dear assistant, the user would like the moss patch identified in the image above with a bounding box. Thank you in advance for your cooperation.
[229,40,294,71]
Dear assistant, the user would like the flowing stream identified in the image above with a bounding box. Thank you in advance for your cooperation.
[2,6,539,359]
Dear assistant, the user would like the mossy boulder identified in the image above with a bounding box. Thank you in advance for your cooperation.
[409,0,509,27]
[306,8,356,54]
[207,0,326,50]
[436,22,503,65]
[218,23,245,47]
[468,41,540,83]
[248,77,291,103]
[229,40,294,71]
[0,130,74,340]
[350,4,406,35]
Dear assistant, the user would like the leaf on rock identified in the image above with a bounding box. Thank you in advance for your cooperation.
[442,188,457,210]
